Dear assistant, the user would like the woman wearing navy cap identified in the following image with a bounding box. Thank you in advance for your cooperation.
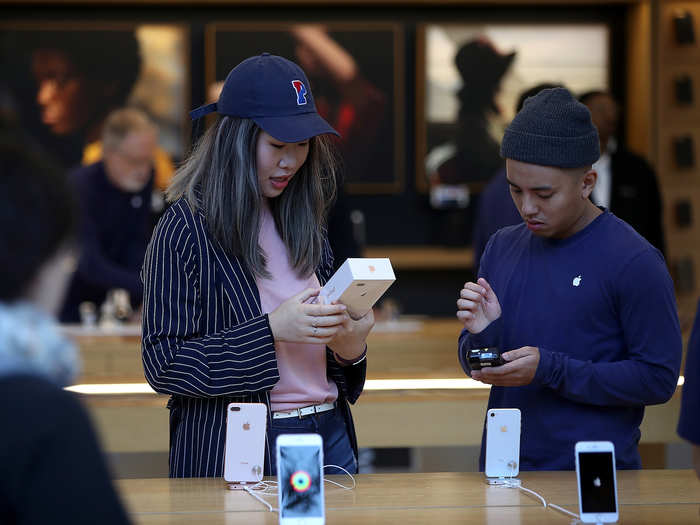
[141,54,373,477]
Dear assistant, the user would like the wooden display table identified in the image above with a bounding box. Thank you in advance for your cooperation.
[66,319,684,458]
[118,470,700,524]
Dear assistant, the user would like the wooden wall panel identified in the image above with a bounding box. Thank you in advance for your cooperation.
[656,1,700,319]
[625,1,652,158]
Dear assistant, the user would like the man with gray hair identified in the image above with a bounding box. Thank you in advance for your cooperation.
[456,88,681,470]
[60,107,160,322]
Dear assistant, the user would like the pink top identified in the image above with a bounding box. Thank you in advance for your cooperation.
[255,203,338,412]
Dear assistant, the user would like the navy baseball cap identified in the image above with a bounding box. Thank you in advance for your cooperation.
[190,53,339,143]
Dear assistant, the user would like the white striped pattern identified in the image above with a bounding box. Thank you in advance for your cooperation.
[141,198,366,477]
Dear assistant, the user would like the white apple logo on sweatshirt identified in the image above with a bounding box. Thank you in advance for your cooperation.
[573,275,582,287]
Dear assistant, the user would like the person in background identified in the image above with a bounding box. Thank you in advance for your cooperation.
[60,108,160,323]
[4,29,174,190]
[82,128,174,193]
[142,54,373,477]
[426,38,516,245]
[3,30,140,168]
[580,90,665,255]
[678,298,700,479]
[472,83,563,271]
[0,120,130,524]
[457,88,681,470]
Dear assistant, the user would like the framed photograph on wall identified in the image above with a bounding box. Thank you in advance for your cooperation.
[206,22,404,194]
[1,22,190,176]
[416,22,610,195]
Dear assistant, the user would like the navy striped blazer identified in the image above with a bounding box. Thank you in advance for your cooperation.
[141,197,366,478]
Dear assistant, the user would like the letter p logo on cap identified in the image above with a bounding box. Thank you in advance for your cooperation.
[291,80,308,106]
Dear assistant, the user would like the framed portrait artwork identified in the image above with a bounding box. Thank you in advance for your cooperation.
[416,22,610,195]
[205,22,404,194]
[1,22,190,176]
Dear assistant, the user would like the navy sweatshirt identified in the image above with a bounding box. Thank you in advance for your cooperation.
[60,161,155,322]
[459,210,681,470]
[678,298,700,445]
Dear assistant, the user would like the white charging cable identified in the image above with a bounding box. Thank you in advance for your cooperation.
[243,464,357,513]
[497,461,578,519]
[323,464,357,490]
[244,485,277,512]
[547,502,581,521]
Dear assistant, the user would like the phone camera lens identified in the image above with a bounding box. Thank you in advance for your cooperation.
[490,413,495,417]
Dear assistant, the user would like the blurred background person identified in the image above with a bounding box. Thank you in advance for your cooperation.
[0,119,131,524]
[580,90,665,255]
[472,83,563,271]
[678,297,700,480]
[6,30,140,167]
[60,108,160,323]
[4,29,174,191]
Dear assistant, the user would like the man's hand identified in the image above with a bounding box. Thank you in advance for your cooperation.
[456,277,502,334]
[471,346,540,387]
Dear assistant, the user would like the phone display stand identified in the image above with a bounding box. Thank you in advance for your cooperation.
[227,481,259,490]
[486,476,521,487]
[486,459,520,486]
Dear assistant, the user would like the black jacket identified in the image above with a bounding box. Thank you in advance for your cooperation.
[608,148,666,256]
[0,375,130,524]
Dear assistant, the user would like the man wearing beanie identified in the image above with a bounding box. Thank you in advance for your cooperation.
[456,88,681,470]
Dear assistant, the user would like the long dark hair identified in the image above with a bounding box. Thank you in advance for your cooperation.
[167,116,338,279]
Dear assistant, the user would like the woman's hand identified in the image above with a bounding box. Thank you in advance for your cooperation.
[328,308,375,361]
[268,288,347,344]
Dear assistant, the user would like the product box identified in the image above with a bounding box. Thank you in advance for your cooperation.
[320,258,395,319]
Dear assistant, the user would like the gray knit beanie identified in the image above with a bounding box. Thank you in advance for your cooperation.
[500,87,600,168]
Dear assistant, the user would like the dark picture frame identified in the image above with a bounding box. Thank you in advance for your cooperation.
[416,22,610,195]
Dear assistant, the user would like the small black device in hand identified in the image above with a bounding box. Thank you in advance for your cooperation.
[468,347,505,370]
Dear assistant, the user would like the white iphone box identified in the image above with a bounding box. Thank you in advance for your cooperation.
[319,258,395,320]
[484,408,521,480]
[223,403,267,485]
[277,433,325,525]
[575,441,619,523]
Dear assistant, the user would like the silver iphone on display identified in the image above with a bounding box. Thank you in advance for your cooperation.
[575,441,619,523]
[485,408,521,480]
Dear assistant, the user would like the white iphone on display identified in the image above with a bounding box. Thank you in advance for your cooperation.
[276,433,325,525]
[223,403,267,486]
[575,441,619,523]
[484,408,521,480]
